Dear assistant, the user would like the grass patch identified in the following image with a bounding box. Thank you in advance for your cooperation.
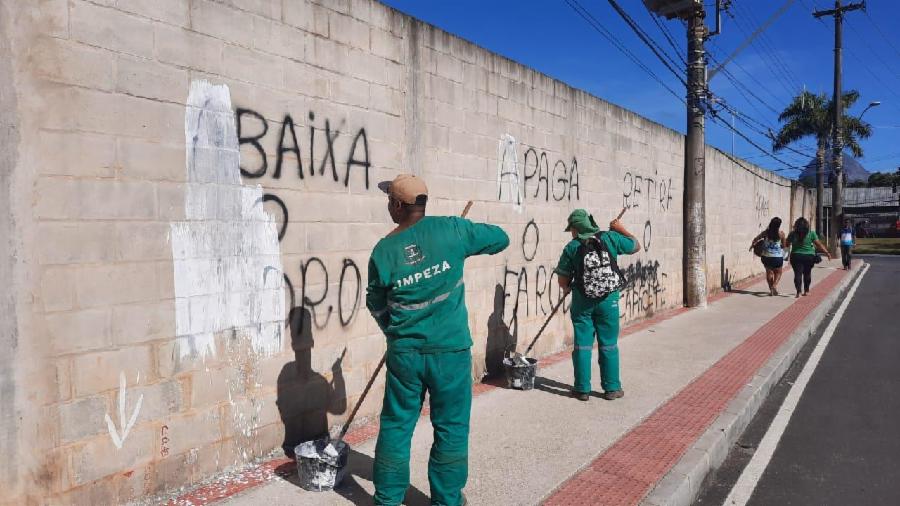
[852,238,900,255]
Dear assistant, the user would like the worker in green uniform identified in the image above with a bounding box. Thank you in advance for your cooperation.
[555,209,640,402]
[366,174,509,506]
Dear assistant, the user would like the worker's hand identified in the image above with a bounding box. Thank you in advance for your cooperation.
[609,219,627,234]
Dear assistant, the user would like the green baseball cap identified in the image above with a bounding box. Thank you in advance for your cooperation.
[565,209,600,239]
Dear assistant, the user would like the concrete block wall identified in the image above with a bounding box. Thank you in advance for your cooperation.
[0,0,814,503]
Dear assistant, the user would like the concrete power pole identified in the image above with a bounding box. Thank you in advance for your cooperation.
[643,0,719,307]
[814,0,864,254]
[684,2,707,307]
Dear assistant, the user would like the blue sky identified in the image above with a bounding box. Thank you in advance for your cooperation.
[379,0,900,177]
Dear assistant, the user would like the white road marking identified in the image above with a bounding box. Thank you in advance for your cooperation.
[723,263,870,506]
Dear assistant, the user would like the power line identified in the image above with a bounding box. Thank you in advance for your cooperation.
[706,51,819,156]
[718,100,818,159]
[862,9,900,61]
[844,17,900,79]
[733,1,805,90]
[799,0,900,114]
[727,6,800,98]
[715,143,797,187]
[708,51,779,114]
[602,0,688,87]
[707,107,804,171]
[649,11,686,65]
[562,0,686,103]
[709,39,787,106]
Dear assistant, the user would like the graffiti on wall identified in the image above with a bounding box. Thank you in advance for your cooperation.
[502,219,568,336]
[622,171,674,253]
[105,372,144,450]
[230,113,368,331]
[619,259,668,320]
[755,193,770,228]
[496,134,580,207]
[235,108,371,189]
[497,134,522,210]
[618,170,673,318]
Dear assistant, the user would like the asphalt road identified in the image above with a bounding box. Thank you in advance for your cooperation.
[695,256,900,506]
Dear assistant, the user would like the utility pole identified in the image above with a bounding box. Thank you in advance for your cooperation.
[644,0,718,307]
[814,0,864,255]
[643,0,719,307]
[683,1,708,307]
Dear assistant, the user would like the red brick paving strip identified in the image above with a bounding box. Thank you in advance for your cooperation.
[168,272,769,505]
[543,268,844,506]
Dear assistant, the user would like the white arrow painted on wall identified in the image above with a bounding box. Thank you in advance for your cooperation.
[104,372,144,450]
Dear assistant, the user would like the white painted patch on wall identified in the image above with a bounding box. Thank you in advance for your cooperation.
[105,372,143,450]
[498,134,522,211]
[170,80,285,363]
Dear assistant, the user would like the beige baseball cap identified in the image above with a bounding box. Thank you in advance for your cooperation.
[377,174,428,205]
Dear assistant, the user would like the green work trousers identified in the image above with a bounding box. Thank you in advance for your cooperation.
[570,290,621,393]
[373,348,472,506]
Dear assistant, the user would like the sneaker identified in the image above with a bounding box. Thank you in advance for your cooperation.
[601,389,624,400]
[572,391,590,401]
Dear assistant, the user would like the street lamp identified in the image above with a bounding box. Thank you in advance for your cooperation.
[858,101,881,121]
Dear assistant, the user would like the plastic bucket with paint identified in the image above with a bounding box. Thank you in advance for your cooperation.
[502,357,538,390]
[295,437,349,491]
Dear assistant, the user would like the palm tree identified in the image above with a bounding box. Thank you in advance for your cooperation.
[771,90,872,235]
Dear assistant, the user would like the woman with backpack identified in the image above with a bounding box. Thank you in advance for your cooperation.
[554,209,640,402]
[786,217,832,298]
[749,217,787,296]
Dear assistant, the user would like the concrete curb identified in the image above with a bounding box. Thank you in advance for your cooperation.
[640,263,866,506]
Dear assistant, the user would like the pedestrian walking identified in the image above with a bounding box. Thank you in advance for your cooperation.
[839,218,855,270]
[554,209,640,402]
[786,217,832,298]
[366,174,509,506]
[750,217,787,296]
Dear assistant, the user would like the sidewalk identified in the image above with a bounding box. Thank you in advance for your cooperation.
[170,259,859,506]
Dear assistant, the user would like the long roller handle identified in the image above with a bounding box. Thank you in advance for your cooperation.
[523,292,568,356]
[338,354,385,440]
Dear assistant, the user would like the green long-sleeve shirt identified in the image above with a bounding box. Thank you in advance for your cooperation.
[366,216,510,353]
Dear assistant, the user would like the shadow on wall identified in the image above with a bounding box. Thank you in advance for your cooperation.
[720,254,733,292]
[484,284,518,378]
[277,306,347,459]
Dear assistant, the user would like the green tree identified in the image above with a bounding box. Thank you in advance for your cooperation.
[772,90,873,227]
[868,171,900,187]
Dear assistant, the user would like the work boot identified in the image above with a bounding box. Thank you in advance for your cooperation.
[601,389,624,400]
[571,390,590,402]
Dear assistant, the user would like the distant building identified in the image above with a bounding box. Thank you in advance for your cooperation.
[823,186,900,238]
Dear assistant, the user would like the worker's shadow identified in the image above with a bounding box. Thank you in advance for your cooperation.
[533,377,603,399]
[484,284,518,382]
[721,254,768,297]
[276,306,347,459]
[275,307,430,505]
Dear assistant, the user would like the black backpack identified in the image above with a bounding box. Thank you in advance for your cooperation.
[573,232,626,299]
